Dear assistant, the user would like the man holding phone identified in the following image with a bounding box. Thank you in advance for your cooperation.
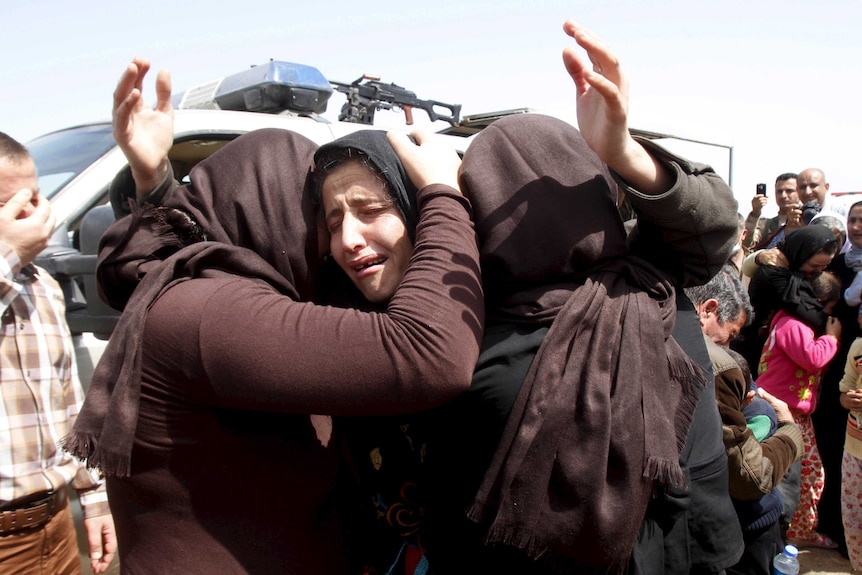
[742,172,802,251]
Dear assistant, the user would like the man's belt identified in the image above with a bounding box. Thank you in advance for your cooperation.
[0,489,67,535]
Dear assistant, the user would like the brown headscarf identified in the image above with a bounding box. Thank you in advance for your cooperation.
[64,128,320,476]
[462,115,706,573]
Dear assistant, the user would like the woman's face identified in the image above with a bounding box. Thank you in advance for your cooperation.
[799,251,834,275]
[321,160,413,303]
[848,205,862,248]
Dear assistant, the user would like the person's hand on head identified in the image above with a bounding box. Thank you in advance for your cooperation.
[0,189,54,267]
[387,130,461,192]
[561,21,672,194]
[113,57,174,199]
[754,248,788,268]
[750,194,768,217]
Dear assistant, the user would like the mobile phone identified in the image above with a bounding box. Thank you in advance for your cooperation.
[756,183,767,196]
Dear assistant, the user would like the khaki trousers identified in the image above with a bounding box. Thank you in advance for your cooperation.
[0,494,80,575]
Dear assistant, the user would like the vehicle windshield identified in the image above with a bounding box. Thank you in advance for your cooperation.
[27,124,117,199]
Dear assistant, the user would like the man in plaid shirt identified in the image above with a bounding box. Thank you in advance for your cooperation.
[0,132,115,574]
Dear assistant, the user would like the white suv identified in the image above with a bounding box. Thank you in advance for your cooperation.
[28,61,504,387]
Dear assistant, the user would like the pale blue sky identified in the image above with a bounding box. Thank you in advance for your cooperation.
[2,1,860,214]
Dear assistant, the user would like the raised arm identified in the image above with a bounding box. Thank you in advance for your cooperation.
[562,22,737,286]
[145,182,484,415]
[112,57,174,201]
[562,21,672,195]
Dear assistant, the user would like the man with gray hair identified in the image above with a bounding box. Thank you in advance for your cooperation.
[685,266,803,575]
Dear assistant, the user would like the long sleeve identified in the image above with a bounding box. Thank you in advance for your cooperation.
[0,242,23,313]
[845,271,862,307]
[742,213,765,251]
[141,184,484,416]
[709,338,802,500]
[839,338,862,393]
[108,162,180,220]
[619,138,738,288]
[773,314,839,373]
[0,243,110,515]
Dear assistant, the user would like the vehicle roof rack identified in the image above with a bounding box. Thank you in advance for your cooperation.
[436,107,533,136]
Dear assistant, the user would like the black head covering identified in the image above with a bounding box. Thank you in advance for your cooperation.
[754,225,838,332]
[66,128,319,476]
[313,130,419,241]
[462,114,705,573]
[778,224,838,271]
[310,130,419,309]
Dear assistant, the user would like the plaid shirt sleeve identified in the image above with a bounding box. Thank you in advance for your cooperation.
[0,242,109,518]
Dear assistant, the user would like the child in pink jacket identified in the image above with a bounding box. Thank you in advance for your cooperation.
[757,271,842,548]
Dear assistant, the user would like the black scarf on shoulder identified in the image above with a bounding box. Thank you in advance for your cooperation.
[64,128,319,476]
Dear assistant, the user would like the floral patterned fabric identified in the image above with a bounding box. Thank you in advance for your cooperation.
[786,415,826,541]
[841,450,862,572]
[338,414,433,575]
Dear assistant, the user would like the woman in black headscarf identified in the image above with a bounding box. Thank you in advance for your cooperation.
[734,225,840,375]
[310,130,449,575]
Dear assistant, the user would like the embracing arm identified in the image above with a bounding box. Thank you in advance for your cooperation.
[713,353,802,499]
[775,315,840,372]
[147,184,484,415]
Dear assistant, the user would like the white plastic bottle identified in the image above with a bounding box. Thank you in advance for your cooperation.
[773,544,800,575]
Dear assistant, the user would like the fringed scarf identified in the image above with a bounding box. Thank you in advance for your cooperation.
[460,114,707,573]
[64,128,319,476]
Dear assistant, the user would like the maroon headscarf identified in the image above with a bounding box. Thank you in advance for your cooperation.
[462,114,706,573]
[65,128,320,476]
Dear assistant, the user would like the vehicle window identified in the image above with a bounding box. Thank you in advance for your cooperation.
[168,137,234,182]
[27,124,116,199]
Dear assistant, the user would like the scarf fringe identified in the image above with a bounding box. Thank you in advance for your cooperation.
[60,431,95,462]
[643,455,686,489]
[667,339,709,453]
[61,432,131,478]
[466,518,627,575]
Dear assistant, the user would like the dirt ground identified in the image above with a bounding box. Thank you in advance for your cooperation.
[799,545,855,574]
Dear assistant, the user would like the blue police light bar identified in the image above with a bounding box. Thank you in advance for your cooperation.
[173,61,334,115]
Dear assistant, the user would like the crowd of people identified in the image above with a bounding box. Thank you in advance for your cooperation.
[728,169,862,573]
[1,18,859,575]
